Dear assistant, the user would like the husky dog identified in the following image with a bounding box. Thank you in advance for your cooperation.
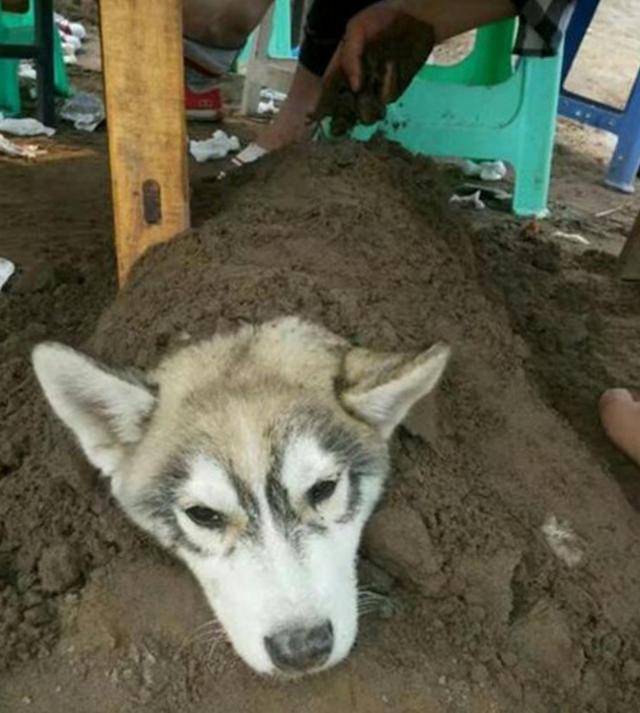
[33,317,449,676]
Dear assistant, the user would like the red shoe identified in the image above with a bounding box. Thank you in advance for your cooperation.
[184,59,224,121]
[185,83,223,121]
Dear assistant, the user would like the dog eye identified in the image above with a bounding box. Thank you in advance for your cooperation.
[308,479,337,506]
[185,506,227,529]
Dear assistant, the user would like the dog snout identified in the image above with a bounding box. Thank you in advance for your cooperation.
[264,621,334,673]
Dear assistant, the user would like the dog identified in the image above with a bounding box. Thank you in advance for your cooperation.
[32,317,449,676]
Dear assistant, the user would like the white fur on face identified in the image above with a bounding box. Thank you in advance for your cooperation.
[32,318,450,676]
[175,435,380,676]
[280,434,350,518]
[173,455,242,555]
[31,342,156,476]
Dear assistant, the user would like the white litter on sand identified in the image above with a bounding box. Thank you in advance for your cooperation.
[459,159,508,182]
[552,230,590,245]
[189,130,240,163]
[0,114,55,137]
[449,189,486,210]
[63,34,82,51]
[55,12,87,65]
[257,88,285,115]
[595,204,625,218]
[258,98,278,115]
[542,515,584,567]
[0,258,16,291]
[54,13,87,41]
[60,93,105,132]
[62,46,79,65]
[0,134,43,159]
[18,61,37,81]
[260,88,287,103]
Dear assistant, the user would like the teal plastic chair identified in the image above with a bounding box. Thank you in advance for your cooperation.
[0,0,71,117]
[238,0,295,67]
[352,19,563,217]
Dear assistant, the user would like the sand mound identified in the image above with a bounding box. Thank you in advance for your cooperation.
[2,141,640,712]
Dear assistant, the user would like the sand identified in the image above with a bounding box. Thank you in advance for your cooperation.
[1,140,640,712]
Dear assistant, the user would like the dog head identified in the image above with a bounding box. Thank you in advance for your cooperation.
[33,317,449,675]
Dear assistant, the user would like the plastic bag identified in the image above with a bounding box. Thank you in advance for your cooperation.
[60,93,105,132]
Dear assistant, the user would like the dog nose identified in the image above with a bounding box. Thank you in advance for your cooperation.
[265,621,333,672]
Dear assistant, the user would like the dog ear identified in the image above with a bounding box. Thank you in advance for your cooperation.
[32,342,156,477]
[341,342,450,439]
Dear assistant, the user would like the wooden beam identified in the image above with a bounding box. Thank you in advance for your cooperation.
[618,208,640,281]
[100,0,190,285]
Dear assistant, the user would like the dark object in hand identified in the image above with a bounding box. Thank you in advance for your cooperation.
[311,13,435,136]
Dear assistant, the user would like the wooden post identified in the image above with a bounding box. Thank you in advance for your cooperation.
[618,208,640,281]
[100,0,190,285]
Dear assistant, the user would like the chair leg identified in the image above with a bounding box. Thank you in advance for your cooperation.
[512,57,561,216]
[241,6,274,115]
[604,73,640,194]
[512,151,553,217]
[100,0,190,285]
[35,0,55,127]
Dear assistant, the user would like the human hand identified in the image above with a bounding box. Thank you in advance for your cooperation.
[309,2,435,135]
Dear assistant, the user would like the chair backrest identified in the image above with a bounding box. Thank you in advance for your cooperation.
[238,0,304,66]
[0,0,33,27]
[418,18,517,87]
[268,0,293,59]
[0,0,34,42]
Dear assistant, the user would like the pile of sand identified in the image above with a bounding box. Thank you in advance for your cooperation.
[2,141,640,712]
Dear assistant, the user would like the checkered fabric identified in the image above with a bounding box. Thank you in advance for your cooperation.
[512,0,576,56]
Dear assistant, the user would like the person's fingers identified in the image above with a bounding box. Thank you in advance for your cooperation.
[307,45,349,123]
[340,25,366,93]
[330,90,359,135]
[308,69,344,123]
[323,46,342,86]
[312,12,436,130]
[380,59,398,105]
[356,91,386,125]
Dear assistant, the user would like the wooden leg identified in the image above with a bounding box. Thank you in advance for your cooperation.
[100,0,190,285]
[618,210,640,281]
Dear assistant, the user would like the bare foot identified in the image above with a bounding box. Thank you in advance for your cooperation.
[599,388,640,464]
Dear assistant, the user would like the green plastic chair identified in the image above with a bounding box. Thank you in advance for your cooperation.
[238,0,295,67]
[0,0,71,117]
[352,19,563,217]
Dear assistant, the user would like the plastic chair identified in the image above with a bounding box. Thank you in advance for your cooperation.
[0,0,71,118]
[559,0,640,193]
[351,19,563,217]
[238,0,295,66]
[239,0,299,115]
